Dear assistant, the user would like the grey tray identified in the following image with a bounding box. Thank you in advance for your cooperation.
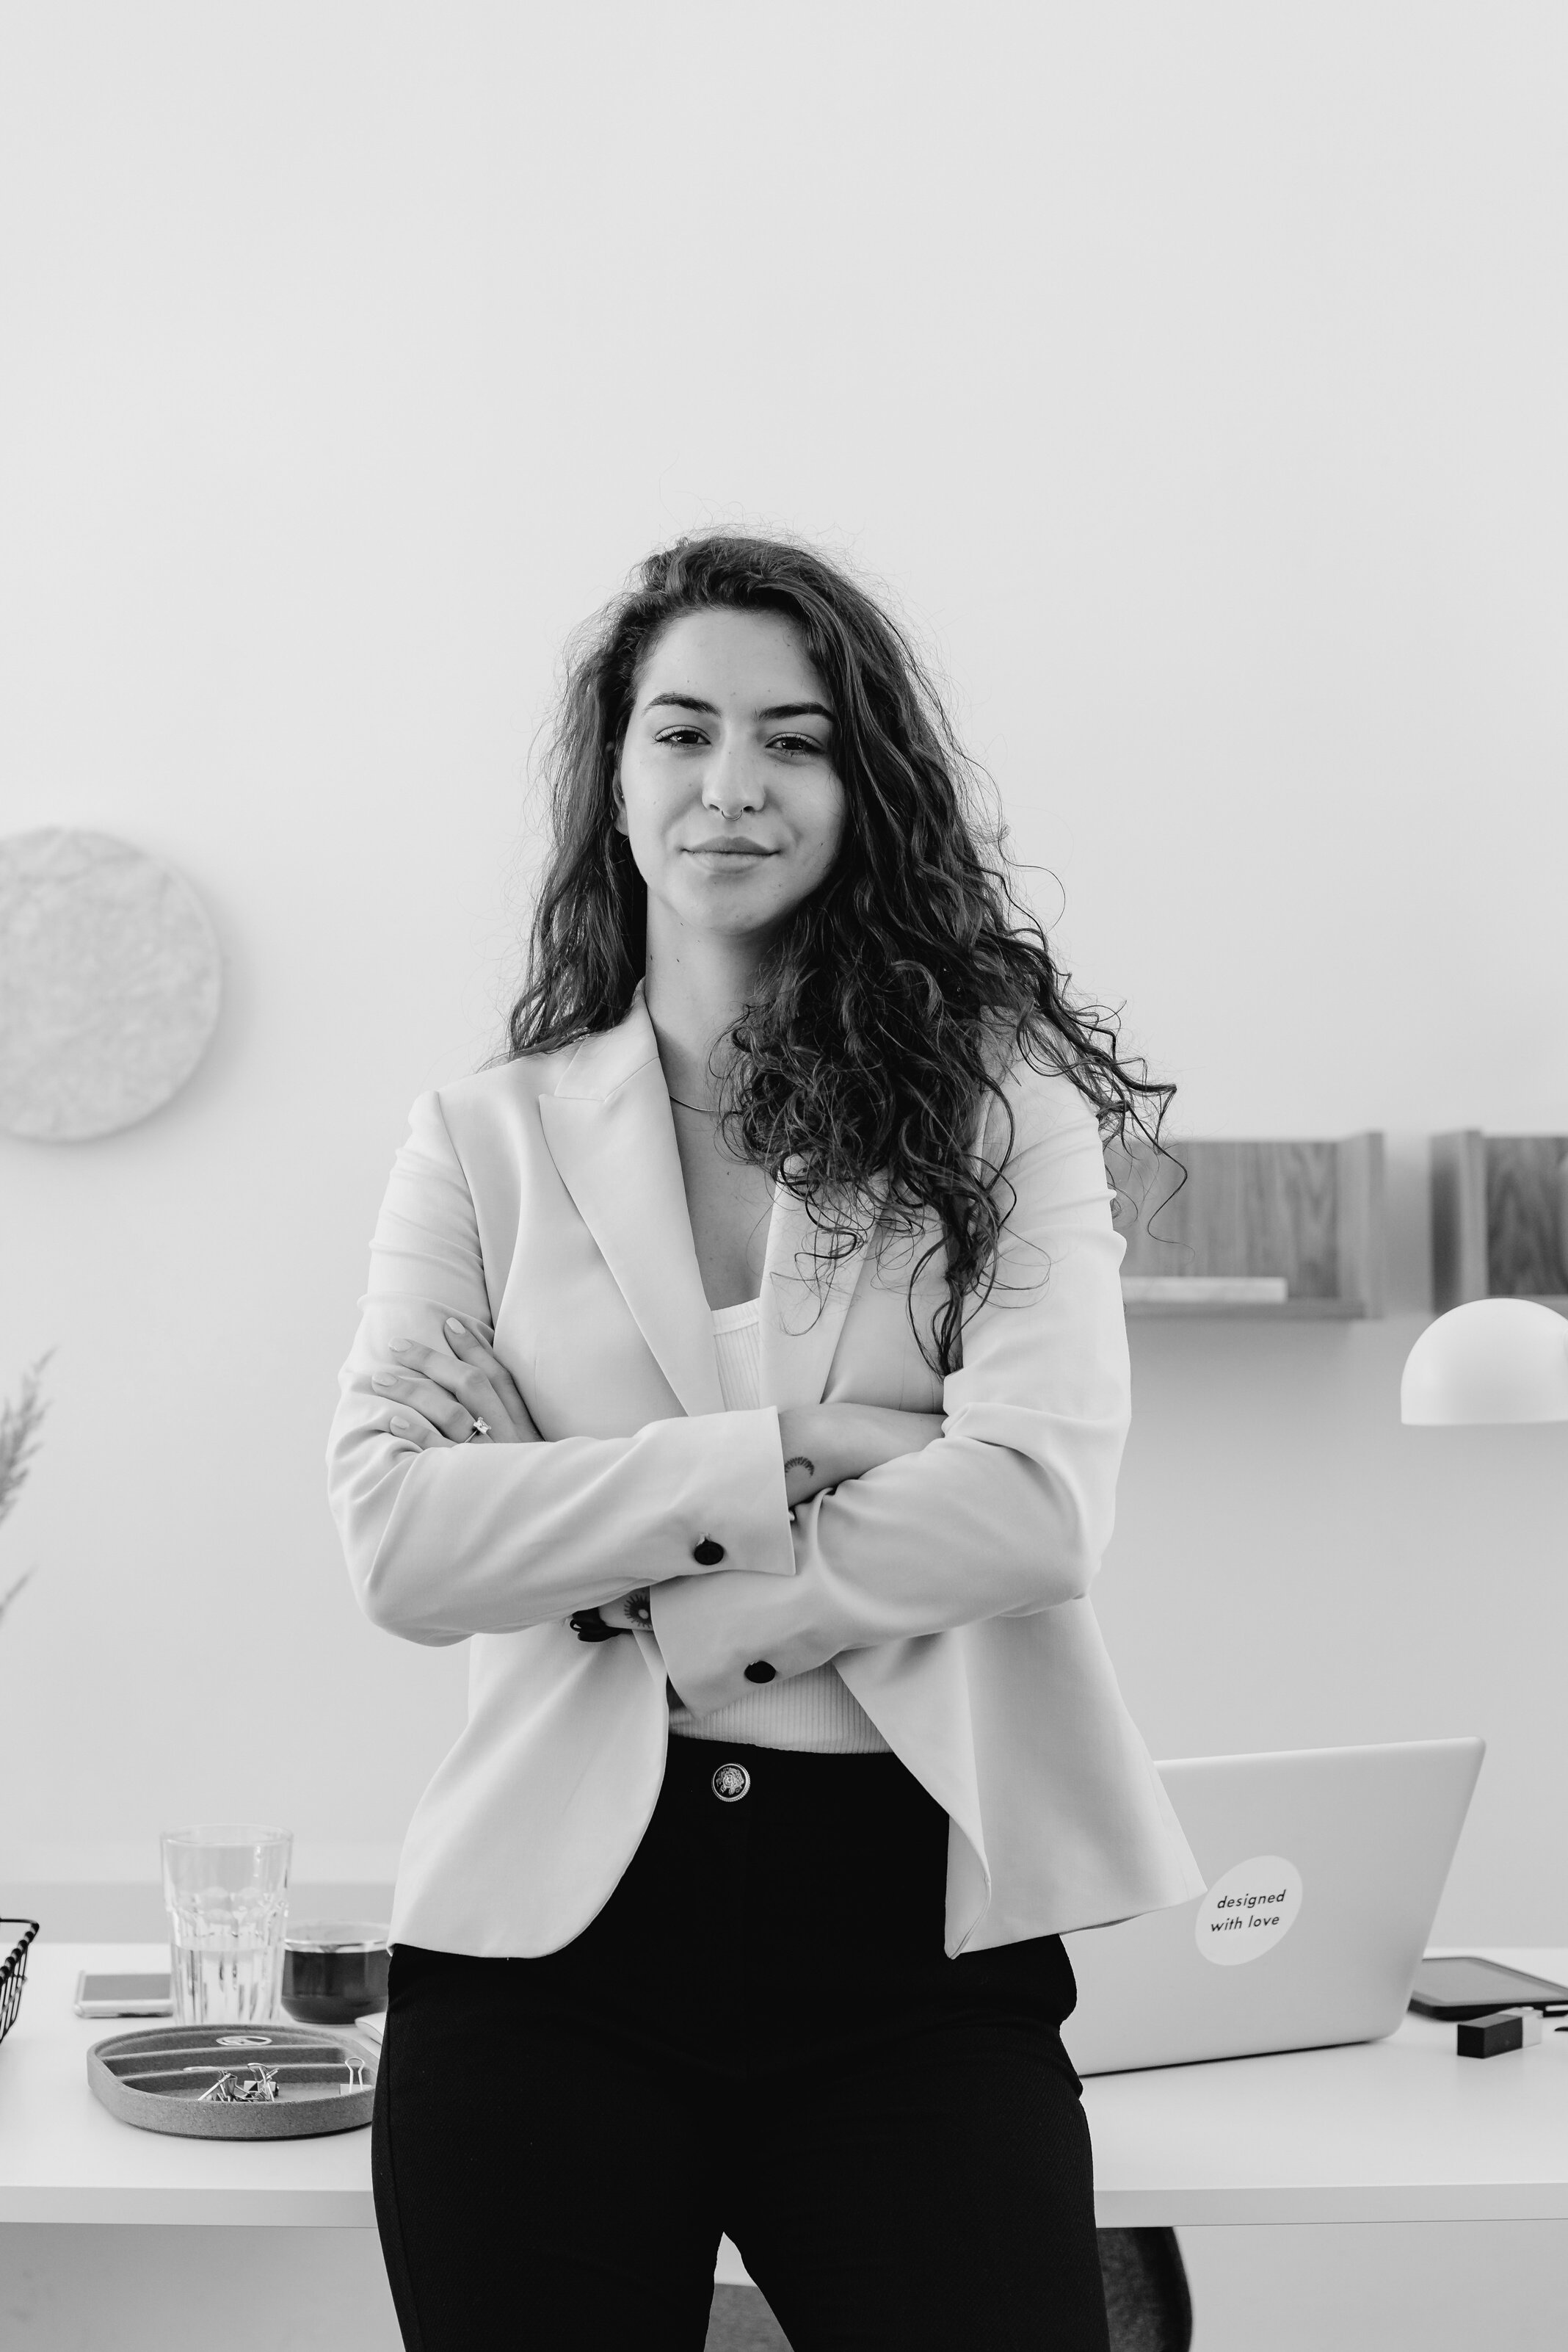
[87,2021,377,2138]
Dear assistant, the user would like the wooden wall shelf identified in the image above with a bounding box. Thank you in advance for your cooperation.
[1110,1134,1386,1319]
[1431,1131,1568,1318]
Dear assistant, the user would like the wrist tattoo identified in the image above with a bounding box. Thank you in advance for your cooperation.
[624,1587,653,1628]
[783,1455,816,1477]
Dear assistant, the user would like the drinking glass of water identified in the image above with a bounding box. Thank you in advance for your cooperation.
[160,1825,293,2025]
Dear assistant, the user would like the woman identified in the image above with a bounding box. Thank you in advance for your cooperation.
[328,533,1203,2351]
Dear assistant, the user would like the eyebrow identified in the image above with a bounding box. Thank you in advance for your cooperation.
[644,692,835,724]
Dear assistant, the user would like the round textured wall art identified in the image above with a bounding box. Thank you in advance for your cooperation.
[0,828,222,1141]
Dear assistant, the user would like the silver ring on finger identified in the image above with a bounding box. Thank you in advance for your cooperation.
[465,1415,493,1443]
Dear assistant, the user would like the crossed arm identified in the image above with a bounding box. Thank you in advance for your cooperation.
[370,1321,943,1631]
[338,1070,1128,1669]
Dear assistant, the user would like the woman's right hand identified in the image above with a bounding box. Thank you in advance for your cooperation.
[777,1403,944,1508]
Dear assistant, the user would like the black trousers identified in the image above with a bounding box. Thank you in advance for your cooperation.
[372,1737,1111,2351]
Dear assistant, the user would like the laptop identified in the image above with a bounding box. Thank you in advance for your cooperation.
[1060,1737,1484,2076]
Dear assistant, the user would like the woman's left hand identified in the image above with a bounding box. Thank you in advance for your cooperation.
[373,1334,649,1641]
[371,1320,541,1447]
[589,1593,649,1634]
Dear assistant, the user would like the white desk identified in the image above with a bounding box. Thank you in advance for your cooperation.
[0,1944,376,2226]
[1086,1944,1568,2226]
[4,1944,1568,2234]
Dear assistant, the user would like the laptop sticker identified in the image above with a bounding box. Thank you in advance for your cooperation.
[1194,1855,1303,1966]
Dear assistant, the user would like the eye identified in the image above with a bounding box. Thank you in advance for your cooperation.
[654,726,710,748]
[769,734,828,758]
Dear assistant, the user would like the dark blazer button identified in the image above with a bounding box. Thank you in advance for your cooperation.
[744,1660,776,1684]
[692,1537,725,1565]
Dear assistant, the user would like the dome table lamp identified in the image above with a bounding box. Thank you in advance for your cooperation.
[1401,1299,1568,1425]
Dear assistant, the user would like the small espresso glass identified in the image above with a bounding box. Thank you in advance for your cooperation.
[160,1825,293,2026]
[281,1923,391,2025]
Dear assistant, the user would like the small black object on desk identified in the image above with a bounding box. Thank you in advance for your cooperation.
[1456,2007,1543,2059]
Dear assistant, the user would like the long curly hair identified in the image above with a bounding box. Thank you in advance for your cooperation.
[507,532,1180,1375]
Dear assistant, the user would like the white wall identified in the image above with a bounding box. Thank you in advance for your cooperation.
[2,6,1567,2345]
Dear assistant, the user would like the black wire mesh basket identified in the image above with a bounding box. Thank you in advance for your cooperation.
[1,1919,40,2051]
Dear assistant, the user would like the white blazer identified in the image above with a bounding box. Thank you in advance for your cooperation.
[327,986,1204,1958]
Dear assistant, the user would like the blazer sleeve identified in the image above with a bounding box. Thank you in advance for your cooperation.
[650,1064,1131,1713]
[327,1090,794,1646]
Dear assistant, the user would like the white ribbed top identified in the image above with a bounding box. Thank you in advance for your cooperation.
[667,1297,890,1755]
[709,1294,763,1409]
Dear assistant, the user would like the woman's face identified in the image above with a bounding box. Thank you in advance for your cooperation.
[614,608,846,952]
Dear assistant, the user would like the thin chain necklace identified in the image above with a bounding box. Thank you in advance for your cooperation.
[668,1095,719,1115]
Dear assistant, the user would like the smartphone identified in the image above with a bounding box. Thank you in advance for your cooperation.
[73,1970,174,2018]
[1408,1954,1568,2021]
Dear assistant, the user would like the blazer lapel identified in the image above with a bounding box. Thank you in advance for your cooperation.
[537,996,724,1419]
[537,986,874,1417]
